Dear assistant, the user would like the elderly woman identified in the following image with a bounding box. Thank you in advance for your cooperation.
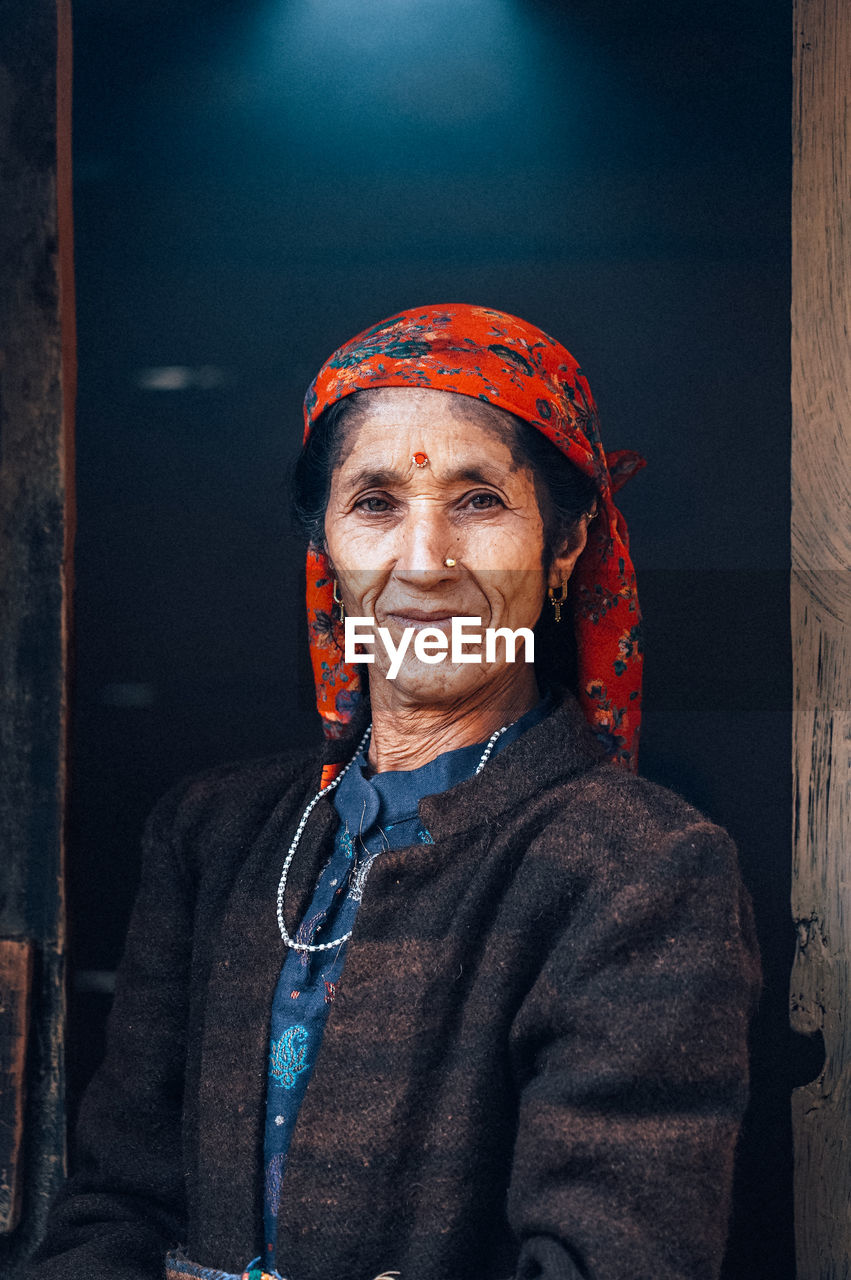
[31,305,759,1280]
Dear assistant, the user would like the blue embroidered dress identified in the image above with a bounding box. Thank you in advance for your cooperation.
[262,699,552,1267]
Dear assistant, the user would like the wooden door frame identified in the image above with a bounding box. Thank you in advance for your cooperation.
[0,0,75,1267]
[790,0,851,1275]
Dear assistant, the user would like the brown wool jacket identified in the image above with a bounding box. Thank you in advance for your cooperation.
[29,695,760,1280]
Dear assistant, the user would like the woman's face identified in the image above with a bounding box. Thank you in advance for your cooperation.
[323,387,586,708]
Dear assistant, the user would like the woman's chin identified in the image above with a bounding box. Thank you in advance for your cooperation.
[368,659,515,711]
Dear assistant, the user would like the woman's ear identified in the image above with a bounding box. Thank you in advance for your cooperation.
[547,510,594,591]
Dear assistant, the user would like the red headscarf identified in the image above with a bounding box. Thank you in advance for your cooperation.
[302,304,645,772]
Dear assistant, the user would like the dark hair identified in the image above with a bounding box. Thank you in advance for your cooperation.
[291,390,598,567]
[291,397,356,549]
[504,416,599,568]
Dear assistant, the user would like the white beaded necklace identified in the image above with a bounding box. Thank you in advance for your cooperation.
[276,721,511,953]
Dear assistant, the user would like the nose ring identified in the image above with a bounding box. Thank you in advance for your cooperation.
[444,557,457,568]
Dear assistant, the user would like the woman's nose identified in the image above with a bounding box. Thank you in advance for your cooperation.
[394,508,455,580]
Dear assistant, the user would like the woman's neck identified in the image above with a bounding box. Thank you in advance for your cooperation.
[365,667,540,774]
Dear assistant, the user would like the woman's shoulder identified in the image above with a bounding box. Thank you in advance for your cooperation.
[503,693,732,852]
[142,742,324,849]
[542,758,743,895]
[570,758,715,834]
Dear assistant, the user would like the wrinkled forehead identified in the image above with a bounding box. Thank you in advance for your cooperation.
[339,384,518,431]
[329,387,528,475]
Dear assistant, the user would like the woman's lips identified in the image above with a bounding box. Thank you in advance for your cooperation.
[382,609,478,631]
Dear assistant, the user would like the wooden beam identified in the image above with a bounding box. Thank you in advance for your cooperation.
[0,0,75,1266]
[0,941,35,1233]
[790,0,851,1274]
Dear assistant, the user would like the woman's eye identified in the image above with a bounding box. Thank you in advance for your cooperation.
[466,492,503,510]
[356,495,393,513]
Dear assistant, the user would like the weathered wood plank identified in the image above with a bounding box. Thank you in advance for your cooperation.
[0,0,75,1266]
[790,0,851,1275]
[0,940,34,1234]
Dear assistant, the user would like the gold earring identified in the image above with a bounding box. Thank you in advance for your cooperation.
[548,580,568,623]
[332,579,345,622]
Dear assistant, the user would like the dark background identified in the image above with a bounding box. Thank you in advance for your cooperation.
[67,1,803,1275]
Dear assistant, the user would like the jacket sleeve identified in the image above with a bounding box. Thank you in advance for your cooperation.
[24,783,197,1280]
[506,820,761,1280]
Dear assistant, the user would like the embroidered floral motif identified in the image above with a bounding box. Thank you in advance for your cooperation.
[269,1025,310,1089]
